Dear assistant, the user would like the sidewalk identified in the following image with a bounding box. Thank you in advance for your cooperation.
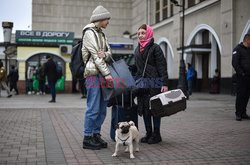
[0,93,249,164]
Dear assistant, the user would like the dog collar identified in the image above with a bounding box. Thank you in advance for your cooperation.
[118,136,130,146]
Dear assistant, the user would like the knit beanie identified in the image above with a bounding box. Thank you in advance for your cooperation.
[90,5,111,23]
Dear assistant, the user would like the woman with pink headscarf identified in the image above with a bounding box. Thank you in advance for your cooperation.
[134,24,168,144]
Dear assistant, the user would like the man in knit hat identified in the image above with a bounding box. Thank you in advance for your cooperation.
[82,5,113,150]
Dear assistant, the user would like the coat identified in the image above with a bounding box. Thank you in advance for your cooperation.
[232,42,250,77]
[44,59,57,83]
[134,38,168,115]
[81,23,112,77]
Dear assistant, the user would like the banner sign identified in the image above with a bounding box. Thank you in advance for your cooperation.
[16,30,74,45]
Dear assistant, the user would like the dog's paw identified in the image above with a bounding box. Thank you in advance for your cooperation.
[135,148,139,152]
[112,153,117,157]
[130,154,135,159]
[125,147,129,153]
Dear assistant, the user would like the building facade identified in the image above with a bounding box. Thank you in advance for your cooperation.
[25,0,249,93]
[131,0,250,93]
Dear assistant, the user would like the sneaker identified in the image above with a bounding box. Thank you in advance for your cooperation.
[83,136,102,150]
[93,133,107,148]
[28,91,32,95]
[7,95,12,98]
[49,100,56,103]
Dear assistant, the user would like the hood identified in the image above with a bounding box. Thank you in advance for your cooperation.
[83,23,96,31]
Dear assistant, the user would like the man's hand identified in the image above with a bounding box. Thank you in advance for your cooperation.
[161,86,168,93]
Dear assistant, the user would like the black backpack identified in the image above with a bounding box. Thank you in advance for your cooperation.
[70,28,94,80]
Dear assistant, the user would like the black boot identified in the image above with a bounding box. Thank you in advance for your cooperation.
[140,127,152,143]
[93,133,107,148]
[148,128,162,144]
[83,136,102,150]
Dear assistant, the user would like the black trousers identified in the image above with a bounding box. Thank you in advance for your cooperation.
[235,75,250,116]
[10,82,18,94]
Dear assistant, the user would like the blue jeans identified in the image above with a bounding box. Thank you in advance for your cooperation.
[48,80,56,101]
[84,76,107,136]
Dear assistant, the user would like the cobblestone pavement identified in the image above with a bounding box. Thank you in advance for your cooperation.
[0,93,249,165]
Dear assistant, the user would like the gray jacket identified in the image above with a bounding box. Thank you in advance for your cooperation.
[82,23,112,77]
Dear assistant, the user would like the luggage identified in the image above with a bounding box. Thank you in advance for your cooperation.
[150,89,187,117]
[109,91,138,141]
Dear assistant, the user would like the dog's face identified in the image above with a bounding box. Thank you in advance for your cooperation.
[116,122,131,134]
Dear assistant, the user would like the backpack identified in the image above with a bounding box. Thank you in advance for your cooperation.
[69,28,94,80]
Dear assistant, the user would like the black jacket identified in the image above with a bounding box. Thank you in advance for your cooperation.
[134,38,168,116]
[135,38,168,90]
[44,59,57,83]
[232,43,250,76]
[8,69,19,83]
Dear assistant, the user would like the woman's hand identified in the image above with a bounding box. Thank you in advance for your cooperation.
[161,86,168,93]
[98,50,105,58]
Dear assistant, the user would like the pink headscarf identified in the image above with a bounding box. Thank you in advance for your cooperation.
[138,25,154,53]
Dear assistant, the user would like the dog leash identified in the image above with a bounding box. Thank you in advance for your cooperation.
[118,136,130,146]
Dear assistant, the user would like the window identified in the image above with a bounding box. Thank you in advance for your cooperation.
[163,0,168,20]
[187,0,196,8]
[202,30,210,44]
[155,0,160,23]
[155,0,174,23]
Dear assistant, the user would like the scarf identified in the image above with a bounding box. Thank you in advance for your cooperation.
[138,25,154,53]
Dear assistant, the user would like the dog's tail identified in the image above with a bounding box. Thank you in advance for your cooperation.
[128,121,135,126]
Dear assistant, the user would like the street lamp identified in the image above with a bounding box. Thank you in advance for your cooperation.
[2,22,13,73]
[170,0,188,98]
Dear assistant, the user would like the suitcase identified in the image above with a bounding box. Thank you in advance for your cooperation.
[150,89,187,117]
[110,91,138,141]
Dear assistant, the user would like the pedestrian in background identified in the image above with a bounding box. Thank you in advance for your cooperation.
[210,68,220,94]
[134,24,168,144]
[186,63,196,95]
[0,61,12,98]
[44,55,57,103]
[8,65,19,95]
[82,5,112,150]
[27,66,35,94]
[38,65,46,95]
[232,33,250,121]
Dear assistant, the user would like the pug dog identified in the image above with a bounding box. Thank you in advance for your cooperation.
[112,121,139,159]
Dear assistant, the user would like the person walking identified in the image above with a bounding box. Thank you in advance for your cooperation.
[44,55,57,103]
[0,61,12,98]
[82,5,112,150]
[186,63,196,95]
[232,33,250,121]
[8,65,19,95]
[134,24,168,144]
